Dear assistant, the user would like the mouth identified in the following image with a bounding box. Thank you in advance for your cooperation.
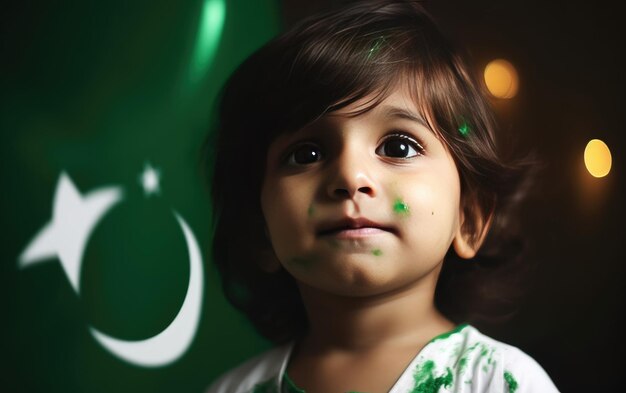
[316,217,396,238]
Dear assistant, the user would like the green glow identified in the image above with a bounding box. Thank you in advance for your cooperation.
[189,0,226,83]
[504,371,518,393]
[372,249,382,256]
[458,121,470,137]
[367,36,385,60]
[412,360,454,392]
[393,198,410,216]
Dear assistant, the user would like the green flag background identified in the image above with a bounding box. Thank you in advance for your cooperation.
[2,1,280,391]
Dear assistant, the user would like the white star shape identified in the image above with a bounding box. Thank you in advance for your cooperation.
[139,162,161,196]
[18,173,123,292]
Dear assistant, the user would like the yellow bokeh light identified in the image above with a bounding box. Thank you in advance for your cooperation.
[584,139,612,178]
[484,59,519,99]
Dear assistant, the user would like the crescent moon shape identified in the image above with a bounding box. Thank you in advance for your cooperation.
[89,211,204,367]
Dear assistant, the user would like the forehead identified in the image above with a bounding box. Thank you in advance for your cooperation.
[310,85,443,140]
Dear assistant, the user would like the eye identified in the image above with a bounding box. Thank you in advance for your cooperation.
[376,133,424,158]
[286,143,323,165]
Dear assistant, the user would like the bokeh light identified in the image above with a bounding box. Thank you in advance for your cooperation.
[484,59,519,99]
[584,139,612,178]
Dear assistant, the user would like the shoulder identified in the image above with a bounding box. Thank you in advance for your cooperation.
[460,326,560,393]
[389,324,560,393]
[205,342,294,393]
[496,343,560,393]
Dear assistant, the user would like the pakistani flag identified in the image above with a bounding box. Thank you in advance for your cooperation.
[1,1,280,391]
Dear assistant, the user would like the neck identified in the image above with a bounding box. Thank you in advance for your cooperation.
[296,267,455,354]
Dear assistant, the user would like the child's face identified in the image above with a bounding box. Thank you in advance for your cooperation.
[261,85,465,297]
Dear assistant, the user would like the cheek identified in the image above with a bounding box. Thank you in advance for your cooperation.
[402,172,461,248]
[261,177,314,259]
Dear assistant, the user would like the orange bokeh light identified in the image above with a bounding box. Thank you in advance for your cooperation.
[484,59,519,99]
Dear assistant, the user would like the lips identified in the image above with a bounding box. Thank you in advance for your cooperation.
[316,217,396,237]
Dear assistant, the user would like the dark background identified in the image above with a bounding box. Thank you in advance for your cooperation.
[2,0,624,392]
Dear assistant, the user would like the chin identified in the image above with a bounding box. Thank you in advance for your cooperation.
[312,265,409,298]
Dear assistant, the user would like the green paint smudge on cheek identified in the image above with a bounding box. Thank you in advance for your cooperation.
[307,204,315,217]
[372,249,383,256]
[411,360,453,393]
[504,370,518,393]
[393,198,410,216]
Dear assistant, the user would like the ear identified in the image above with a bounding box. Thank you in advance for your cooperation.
[452,207,493,259]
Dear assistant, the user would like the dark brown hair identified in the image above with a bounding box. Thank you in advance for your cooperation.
[205,0,535,344]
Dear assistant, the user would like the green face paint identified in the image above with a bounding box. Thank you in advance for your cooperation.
[504,371,518,393]
[307,204,315,217]
[393,198,410,216]
[372,249,383,256]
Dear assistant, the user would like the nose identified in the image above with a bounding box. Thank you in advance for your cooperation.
[325,148,377,200]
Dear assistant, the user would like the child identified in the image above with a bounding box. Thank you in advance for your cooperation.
[206,1,559,392]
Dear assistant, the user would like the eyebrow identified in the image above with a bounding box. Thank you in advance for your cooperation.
[380,105,431,130]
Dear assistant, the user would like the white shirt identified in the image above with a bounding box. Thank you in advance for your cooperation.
[206,324,559,393]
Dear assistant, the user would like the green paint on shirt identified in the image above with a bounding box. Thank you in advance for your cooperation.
[454,339,497,378]
[457,356,468,375]
[411,360,454,393]
[504,370,518,393]
[456,342,479,375]
[372,249,383,256]
[428,323,469,344]
[393,198,410,216]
